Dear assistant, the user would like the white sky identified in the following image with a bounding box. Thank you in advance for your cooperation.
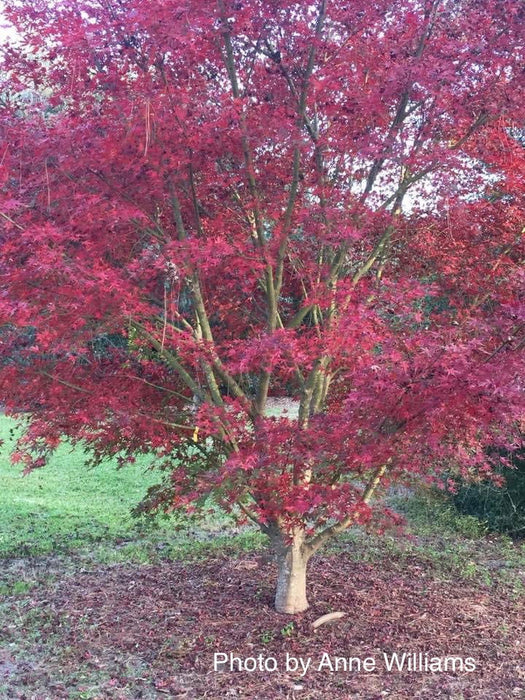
[0,2,17,45]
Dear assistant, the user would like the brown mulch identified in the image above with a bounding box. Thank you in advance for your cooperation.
[2,554,524,699]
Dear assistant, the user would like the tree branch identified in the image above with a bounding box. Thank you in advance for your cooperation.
[130,320,207,401]
[306,461,390,556]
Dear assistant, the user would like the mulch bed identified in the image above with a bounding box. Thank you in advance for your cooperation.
[2,553,524,699]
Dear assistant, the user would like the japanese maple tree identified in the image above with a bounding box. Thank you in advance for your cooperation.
[1,0,524,613]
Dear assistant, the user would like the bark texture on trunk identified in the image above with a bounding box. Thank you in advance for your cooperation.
[272,528,310,614]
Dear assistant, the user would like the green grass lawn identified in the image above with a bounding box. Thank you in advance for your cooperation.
[0,415,264,568]
[0,416,166,558]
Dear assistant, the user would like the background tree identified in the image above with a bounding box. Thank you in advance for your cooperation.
[1,0,523,613]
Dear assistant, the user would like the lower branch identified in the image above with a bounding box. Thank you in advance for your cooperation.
[306,461,390,556]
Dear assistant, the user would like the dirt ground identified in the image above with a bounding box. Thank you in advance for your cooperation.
[1,551,524,699]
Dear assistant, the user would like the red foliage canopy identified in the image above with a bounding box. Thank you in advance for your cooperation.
[0,0,524,610]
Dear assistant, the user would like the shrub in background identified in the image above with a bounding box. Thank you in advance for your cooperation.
[452,450,525,538]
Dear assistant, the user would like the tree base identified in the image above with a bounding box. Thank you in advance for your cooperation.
[273,530,310,614]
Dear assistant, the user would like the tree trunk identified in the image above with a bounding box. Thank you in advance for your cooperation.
[271,527,310,614]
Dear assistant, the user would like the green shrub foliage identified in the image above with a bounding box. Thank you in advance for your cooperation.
[452,449,525,537]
